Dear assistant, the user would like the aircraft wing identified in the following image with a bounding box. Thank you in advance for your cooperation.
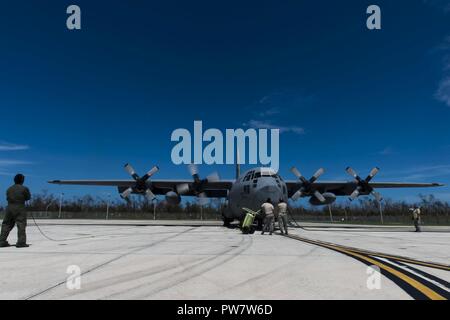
[285,181,444,198]
[48,179,234,198]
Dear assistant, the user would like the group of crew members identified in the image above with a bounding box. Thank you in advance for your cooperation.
[258,198,424,235]
[260,198,289,235]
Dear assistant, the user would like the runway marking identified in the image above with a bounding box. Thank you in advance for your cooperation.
[376,258,450,294]
[284,234,449,300]
[391,260,450,290]
[286,234,450,271]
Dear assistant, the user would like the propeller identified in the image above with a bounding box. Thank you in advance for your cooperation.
[345,167,383,202]
[176,164,220,206]
[121,164,159,202]
[290,166,326,203]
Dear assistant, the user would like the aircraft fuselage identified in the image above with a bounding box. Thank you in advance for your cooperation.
[224,167,288,221]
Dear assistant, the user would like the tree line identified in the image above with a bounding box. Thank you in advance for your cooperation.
[0,192,448,224]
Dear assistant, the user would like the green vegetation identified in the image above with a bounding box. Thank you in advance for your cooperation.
[289,195,450,225]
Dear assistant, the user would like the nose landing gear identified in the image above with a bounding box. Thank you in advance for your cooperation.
[222,216,234,228]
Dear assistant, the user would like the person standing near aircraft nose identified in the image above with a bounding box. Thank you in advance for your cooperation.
[0,174,31,248]
[410,207,422,232]
[261,198,275,235]
[277,199,289,235]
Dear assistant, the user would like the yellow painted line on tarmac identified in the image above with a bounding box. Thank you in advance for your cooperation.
[346,250,450,271]
[286,234,450,271]
[330,246,446,300]
[285,234,448,300]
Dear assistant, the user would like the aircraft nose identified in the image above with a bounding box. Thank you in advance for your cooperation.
[258,185,283,203]
[260,185,279,193]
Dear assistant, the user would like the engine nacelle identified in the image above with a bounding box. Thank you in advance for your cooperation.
[309,192,336,206]
[165,191,181,205]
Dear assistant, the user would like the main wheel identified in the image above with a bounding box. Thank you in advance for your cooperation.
[223,217,233,228]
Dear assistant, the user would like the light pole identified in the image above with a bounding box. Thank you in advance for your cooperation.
[58,193,64,219]
[378,200,384,225]
[45,201,55,218]
[105,193,111,220]
[152,198,157,220]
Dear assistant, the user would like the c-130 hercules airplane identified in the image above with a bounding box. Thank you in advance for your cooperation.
[49,163,443,226]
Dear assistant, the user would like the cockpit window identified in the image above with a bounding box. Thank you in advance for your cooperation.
[258,172,282,179]
[243,171,256,182]
[251,171,282,181]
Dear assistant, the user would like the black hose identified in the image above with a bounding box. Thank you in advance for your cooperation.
[29,212,95,242]
[287,211,306,230]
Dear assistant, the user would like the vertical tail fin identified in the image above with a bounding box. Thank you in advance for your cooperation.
[236,149,241,180]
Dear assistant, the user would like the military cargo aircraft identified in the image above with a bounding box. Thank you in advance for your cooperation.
[49,163,443,226]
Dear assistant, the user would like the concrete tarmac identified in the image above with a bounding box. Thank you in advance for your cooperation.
[0,220,448,300]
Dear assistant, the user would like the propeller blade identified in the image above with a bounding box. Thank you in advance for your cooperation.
[124,164,140,180]
[314,191,326,203]
[176,183,190,195]
[206,172,220,183]
[145,189,156,201]
[188,164,199,176]
[310,168,325,183]
[141,166,159,181]
[291,190,303,202]
[366,167,380,182]
[121,187,133,199]
[291,166,312,185]
[290,167,302,179]
[349,189,360,201]
[346,167,358,179]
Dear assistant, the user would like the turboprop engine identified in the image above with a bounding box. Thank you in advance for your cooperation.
[309,192,336,206]
[165,191,181,205]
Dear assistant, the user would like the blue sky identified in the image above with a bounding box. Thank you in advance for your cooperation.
[1,0,450,204]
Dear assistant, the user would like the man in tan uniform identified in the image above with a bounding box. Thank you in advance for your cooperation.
[0,174,31,248]
[277,199,289,235]
[261,198,275,235]
[411,207,422,232]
